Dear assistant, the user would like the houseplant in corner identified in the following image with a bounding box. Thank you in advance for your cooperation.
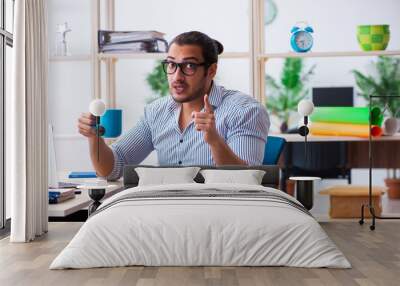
[265,58,316,133]
[352,56,400,199]
[146,60,169,103]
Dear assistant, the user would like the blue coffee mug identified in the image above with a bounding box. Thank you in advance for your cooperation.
[100,109,122,138]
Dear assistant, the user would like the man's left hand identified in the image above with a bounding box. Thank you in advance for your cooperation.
[192,94,222,146]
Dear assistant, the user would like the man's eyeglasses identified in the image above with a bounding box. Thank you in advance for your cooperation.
[161,60,210,76]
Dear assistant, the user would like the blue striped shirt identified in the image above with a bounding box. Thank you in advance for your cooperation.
[106,83,270,180]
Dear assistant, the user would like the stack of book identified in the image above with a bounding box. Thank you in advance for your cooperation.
[309,107,384,138]
[48,188,76,204]
[98,30,168,53]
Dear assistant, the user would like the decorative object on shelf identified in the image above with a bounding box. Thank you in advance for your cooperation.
[359,94,400,231]
[383,117,398,136]
[98,30,168,53]
[290,22,314,53]
[55,22,72,56]
[89,99,106,162]
[264,0,278,26]
[146,60,169,103]
[357,25,390,51]
[265,58,315,133]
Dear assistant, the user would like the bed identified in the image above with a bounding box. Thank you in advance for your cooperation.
[50,165,351,269]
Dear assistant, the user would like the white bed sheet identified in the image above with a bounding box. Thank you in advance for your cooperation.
[50,183,351,269]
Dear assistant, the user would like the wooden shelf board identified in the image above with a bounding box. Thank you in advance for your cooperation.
[97,52,250,60]
[49,55,91,62]
[260,50,400,60]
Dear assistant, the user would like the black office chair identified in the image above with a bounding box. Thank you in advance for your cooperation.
[290,141,351,183]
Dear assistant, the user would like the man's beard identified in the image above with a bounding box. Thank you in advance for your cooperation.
[170,81,207,103]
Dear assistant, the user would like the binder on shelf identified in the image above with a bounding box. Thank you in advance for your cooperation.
[98,30,168,54]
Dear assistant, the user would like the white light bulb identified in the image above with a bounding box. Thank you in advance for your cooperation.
[89,99,106,117]
[298,99,314,116]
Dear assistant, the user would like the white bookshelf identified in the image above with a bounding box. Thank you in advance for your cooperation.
[49,50,400,62]
[48,0,400,106]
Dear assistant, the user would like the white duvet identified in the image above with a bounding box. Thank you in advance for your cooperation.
[50,183,351,269]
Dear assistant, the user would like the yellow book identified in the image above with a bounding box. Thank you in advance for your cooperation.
[310,122,382,138]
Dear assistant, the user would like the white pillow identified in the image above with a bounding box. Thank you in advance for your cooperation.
[200,169,266,185]
[135,167,201,186]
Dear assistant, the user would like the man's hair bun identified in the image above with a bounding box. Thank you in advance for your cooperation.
[214,40,224,55]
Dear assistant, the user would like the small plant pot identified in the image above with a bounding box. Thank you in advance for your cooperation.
[357,25,390,51]
[384,178,400,199]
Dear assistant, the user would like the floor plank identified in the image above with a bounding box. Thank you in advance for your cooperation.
[0,221,399,286]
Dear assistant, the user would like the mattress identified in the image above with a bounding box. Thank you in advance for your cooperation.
[50,183,351,269]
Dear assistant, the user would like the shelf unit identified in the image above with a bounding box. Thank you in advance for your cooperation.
[88,0,263,107]
[70,0,400,107]
[49,50,400,62]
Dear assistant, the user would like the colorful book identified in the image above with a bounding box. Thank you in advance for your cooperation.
[68,171,97,179]
[310,122,383,138]
[48,188,76,198]
[310,107,383,126]
[48,188,76,204]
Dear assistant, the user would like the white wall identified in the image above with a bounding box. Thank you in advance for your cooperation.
[48,0,399,178]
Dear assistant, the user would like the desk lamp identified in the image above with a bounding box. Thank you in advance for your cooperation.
[297,99,314,163]
[359,94,400,231]
[89,99,106,162]
[85,99,109,216]
[290,99,320,210]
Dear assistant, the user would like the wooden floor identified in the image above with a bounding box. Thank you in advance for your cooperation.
[1,221,399,286]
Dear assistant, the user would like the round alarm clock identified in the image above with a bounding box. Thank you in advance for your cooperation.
[290,24,314,53]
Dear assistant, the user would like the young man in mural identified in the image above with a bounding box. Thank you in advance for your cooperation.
[78,31,270,180]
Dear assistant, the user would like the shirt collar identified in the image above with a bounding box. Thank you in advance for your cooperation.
[167,81,224,113]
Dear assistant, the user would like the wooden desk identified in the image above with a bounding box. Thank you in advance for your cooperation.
[48,174,124,217]
[275,133,400,142]
[272,133,400,191]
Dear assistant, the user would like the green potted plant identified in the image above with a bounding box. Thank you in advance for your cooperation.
[352,56,400,199]
[146,60,169,103]
[265,58,316,133]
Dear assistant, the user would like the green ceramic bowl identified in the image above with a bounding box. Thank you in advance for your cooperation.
[357,25,390,51]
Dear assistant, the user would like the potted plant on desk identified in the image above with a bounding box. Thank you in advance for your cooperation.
[353,56,400,199]
[265,58,315,133]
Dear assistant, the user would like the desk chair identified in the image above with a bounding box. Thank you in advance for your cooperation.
[263,136,286,165]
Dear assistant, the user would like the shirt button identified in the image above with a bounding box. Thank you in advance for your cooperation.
[178,161,182,165]
[179,139,183,143]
